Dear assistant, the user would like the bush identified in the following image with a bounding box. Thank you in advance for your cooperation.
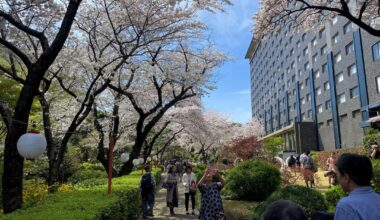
[68,169,107,184]
[363,132,380,153]
[325,186,346,211]
[225,159,280,201]
[372,159,380,193]
[23,178,49,208]
[250,185,327,220]
[315,147,364,170]
[193,164,207,181]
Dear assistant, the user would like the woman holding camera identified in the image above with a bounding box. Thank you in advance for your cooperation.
[198,167,225,220]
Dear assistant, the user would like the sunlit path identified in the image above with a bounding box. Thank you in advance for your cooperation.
[141,174,198,220]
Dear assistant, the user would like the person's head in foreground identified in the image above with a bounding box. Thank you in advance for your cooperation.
[335,153,372,193]
[261,199,306,220]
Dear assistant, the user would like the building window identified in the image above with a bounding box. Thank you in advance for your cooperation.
[290,49,294,56]
[292,75,296,82]
[291,61,295,69]
[343,22,353,34]
[302,33,307,41]
[322,63,328,73]
[321,44,327,56]
[324,81,330,91]
[313,54,318,63]
[305,77,309,86]
[332,33,340,44]
[293,88,296,95]
[340,114,348,122]
[332,15,338,24]
[300,82,304,90]
[345,42,354,55]
[348,64,357,76]
[293,103,296,110]
[336,72,344,83]
[316,87,322,95]
[306,93,311,102]
[376,76,380,93]
[338,93,346,104]
[315,70,320,79]
[334,52,342,63]
[327,119,333,126]
[318,105,323,113]
[302,113,306,120]
[319,28,326,38]
[372,41,380,61]
[325,100,331,110]
[305,62,310,70]
[301,97,305,105]
[297,41,301,48]
[312,37,317,46]
[350,86,359,98]
[297,56,301,62]
[308,109,312,118]
[303,47,309,56]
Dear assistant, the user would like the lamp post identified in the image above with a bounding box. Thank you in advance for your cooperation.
[108,136,115,194]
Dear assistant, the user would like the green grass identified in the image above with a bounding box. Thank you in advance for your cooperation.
[223,199,255,220]
[0,169,161,220]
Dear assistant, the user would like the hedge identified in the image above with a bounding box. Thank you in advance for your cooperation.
[0,168,162,220]
[315,147,364,170]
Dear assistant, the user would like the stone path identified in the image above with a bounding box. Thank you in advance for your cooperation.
[140,174,198,220]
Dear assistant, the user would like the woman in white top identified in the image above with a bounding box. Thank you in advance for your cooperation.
[182,165,197,215]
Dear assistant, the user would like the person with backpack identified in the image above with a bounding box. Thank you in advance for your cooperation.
[140,165,155,219]
[301,151,315,188]
[182,165,197,215]
[287,155,296,168]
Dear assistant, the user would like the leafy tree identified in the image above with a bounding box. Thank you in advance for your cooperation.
[221,136,262,161]
[263,136,284,159]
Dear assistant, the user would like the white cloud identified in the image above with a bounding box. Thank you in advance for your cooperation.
[233,89,251,95]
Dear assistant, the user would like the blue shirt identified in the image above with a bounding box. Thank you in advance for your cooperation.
[334,187,380,220]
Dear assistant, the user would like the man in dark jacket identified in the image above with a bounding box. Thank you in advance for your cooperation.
[141,165,155,219]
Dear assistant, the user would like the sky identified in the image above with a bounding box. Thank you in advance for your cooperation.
[199,1,260,124]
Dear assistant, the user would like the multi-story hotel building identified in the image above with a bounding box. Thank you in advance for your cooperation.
[246,16,380,152]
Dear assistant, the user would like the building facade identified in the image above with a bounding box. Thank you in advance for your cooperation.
[246,17,380,152]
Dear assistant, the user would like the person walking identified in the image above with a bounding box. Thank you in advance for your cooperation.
[182,165,197,215]
[140,165,155,219]
[369,142,380,159]
[325,152,336,188]
[166,165,179,215]
[198,166,224,220]
[301,151,315,188]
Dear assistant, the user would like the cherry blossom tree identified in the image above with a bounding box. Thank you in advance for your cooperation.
[255,0,380,38]
[0,0,82,212]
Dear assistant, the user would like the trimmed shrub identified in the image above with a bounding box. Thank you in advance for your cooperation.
[250,185,327,220]
[315,147,364,170]
[325,186,346,211]
[225,159,281,201]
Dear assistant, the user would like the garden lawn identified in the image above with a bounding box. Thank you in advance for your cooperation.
[0,169,161,220]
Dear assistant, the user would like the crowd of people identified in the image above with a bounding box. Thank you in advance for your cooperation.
[139,148,380,220]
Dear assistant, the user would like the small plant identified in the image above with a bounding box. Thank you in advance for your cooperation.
[225,159,280,201]
[23,178,49,208]
[325,185,346,211]
[372,159,380,193]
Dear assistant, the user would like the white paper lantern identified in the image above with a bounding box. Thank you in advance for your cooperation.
[121,152,129,162]
[132,159,139,165]
[17,133,47,159]
[138,158,144,164]
[152,155,158,161]
[147,157,152,162]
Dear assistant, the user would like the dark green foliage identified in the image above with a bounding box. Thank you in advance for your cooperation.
[325,186,346,211]
[372,160,380,193]
[363,132,380,154]
[250,185,327,220]
[225,159,281,201]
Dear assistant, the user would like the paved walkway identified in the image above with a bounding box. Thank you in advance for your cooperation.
[140,174,198,220]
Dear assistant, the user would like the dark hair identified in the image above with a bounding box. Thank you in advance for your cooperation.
[336,153,373,186]
[168,165,175,174]
[261,200,307,220]
[144,165,151,171]
[185,165,192,171]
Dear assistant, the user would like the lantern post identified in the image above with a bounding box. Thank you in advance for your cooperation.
[108,136,115,194]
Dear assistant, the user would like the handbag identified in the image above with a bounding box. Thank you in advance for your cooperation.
[190,180,197,193]
[215,212,225,220]
[162,181,173,189]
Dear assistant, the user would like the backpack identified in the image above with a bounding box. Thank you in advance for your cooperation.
[141,173,153,194]
[288,157,296,166]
